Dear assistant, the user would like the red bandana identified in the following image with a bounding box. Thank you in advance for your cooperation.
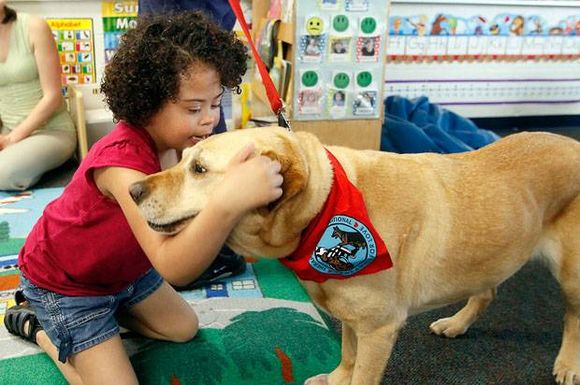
[281,150,393,282]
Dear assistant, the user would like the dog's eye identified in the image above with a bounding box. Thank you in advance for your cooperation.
[192,162,207,174]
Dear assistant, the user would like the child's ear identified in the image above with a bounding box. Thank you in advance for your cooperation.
[259,147,308,213]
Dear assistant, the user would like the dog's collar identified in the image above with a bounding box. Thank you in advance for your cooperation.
[281,149,393,282]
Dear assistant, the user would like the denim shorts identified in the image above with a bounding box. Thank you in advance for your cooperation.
[20,268,163,363]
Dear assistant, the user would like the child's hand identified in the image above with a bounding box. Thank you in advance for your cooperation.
[211,143,283,215]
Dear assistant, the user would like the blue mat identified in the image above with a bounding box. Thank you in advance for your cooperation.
[381,95,499,154]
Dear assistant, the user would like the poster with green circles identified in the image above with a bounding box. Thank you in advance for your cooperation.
[294,0,389,120]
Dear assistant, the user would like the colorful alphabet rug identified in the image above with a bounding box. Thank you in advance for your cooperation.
[0,188,341,385]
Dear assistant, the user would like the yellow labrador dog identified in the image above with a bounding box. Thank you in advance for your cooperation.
[131,127,580,385]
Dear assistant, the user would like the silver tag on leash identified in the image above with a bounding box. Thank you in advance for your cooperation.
[277,102,292,131]
[278,112,292,131]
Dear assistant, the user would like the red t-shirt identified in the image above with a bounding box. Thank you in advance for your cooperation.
[18,121,160,296]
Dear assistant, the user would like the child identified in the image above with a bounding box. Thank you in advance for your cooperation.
[3,11,283,385]
[136,0,249,293]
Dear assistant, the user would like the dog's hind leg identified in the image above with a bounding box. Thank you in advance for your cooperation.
[550,199,580,385]
[554,309,580,385]
[429,288,497,338]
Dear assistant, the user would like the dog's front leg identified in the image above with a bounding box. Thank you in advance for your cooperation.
[348,320,405,385]
[327,323,357,385]
[304,324,357,385]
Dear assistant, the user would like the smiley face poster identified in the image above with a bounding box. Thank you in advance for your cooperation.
[294,0,388,120]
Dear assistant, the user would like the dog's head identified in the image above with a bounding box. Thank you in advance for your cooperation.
[131,126,330,258]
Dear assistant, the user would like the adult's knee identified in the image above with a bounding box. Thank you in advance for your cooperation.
[0,167,35,191]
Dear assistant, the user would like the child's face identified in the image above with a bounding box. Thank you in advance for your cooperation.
[146,65,223,152]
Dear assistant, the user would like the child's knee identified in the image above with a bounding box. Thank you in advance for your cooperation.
[170,311,199,343]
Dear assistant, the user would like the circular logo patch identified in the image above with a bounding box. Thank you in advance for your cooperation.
[309,215,377,276]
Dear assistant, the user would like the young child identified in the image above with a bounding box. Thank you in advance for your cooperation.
[136,0,249,293]
[3,11,283,385]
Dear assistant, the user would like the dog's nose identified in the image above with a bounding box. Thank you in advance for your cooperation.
[129,182,149,204]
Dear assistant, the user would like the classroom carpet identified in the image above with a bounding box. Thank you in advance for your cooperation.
[0,186,569,385]
[0,188,341,385]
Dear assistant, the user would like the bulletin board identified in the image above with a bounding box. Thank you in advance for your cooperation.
[293,0,389,121]
[101,0,138,63]
[47,18,96,85]
[384,1,580,117]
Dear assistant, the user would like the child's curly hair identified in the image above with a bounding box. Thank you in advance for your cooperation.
[101,11,248,127]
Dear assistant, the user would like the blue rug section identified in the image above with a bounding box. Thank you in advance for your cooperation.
[0,188,64,241]
[0,188,64,272]
[381,95,500,154]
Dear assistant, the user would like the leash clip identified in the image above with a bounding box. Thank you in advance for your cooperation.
[277,102,292,132]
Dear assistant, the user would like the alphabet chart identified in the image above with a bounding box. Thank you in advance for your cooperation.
[293,0,389,121]
[385,1,580,117]
[48,19,96,85]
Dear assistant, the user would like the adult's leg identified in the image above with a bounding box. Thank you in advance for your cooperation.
[0,129,76,190]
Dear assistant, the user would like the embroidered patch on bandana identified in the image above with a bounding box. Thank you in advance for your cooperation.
[310,215,378,276]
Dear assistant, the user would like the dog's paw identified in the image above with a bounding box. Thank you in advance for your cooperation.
[553,358,579,385]
[429,317,469,338]
[304,374,329,385]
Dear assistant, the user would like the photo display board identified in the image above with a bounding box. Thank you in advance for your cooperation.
[293,0,389,121]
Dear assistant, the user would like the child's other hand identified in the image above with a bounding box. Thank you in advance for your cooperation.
[212,143,283,215]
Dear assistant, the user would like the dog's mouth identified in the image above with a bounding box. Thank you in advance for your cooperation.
[147,215,196,234]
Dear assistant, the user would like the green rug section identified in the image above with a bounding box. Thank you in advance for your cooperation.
[0,238,24,256]
[132,310,340,385]
[0,353,67,385]
[253,258,312,302]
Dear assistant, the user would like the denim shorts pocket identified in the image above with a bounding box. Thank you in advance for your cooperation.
[61,297,114,330]
[66,306,112,329]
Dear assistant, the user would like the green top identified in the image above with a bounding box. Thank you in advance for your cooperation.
[0,12,74,132]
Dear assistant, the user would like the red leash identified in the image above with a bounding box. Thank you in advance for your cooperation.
[228,0,291,130]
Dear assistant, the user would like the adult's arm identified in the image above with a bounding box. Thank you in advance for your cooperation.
[6,15,65,144]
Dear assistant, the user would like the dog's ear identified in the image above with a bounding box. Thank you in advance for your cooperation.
[259,145,308,213]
